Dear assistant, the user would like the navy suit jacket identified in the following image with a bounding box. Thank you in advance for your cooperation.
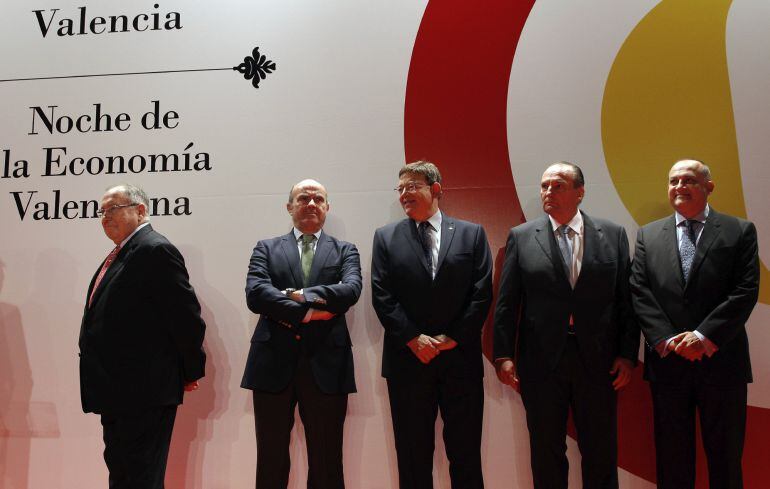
[79,224,206,414]
[371,213,493,379]
[493,212,639,383]
[241,230,361,394]
[630,209,759,385]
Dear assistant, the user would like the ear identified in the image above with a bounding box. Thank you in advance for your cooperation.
[577,186,585,203]
[286,202,293,214]
[431,182,442,197]
[706,180,715,194]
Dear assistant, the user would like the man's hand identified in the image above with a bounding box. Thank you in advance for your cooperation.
[184,381,199,392]
[672,331,705,361]
[495,359,518,388]
[610,357,634,390]
[309,309,336,321]
[286,290,305,303]
[407,334,441,364]
[433,334,458,351]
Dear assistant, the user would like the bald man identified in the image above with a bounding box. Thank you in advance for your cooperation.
[241,179,362,489]
[631,159,759,489]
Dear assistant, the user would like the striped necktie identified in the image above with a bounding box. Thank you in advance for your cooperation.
[89,245,121,307]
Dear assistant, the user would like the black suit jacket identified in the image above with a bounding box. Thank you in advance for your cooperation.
[630,209,759,385]
[493,212,639,383]
[241,230,361,394]
[79,224,206,414]
[371,214,493,379]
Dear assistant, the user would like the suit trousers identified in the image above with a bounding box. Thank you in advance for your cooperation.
[100,405,177,489]
[650,376,747,489]
[252,354,348,489]
[519,336,618,489]
[386,349,485,489]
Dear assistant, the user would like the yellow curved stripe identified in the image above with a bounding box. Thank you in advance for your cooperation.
[602,0,769,303]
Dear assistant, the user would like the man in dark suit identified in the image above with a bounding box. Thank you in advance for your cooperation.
[630,159,759,489]
[371,161,492,489]
[493,162,639,489]
[241,179,361,489]
[79,184,206,489]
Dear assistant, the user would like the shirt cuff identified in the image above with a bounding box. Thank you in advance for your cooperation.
[302,308,314,323]
[655,337,676,358]
[693,330,719,357]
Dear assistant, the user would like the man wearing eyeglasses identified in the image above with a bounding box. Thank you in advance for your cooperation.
[79,184,206,489]
[241,179,362,489]
[371,161,492,488]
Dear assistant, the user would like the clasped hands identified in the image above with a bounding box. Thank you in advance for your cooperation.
[407,334,458,364]
[284,289,336,321]
[667,331,705,361]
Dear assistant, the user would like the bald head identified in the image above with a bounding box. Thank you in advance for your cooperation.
[287,179,330,234]
[668,159,714,218]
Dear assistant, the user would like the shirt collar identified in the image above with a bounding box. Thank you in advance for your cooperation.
[415,210,442,231]
[675,204,709,226]
[120,221,150,247]
[548,210,583,236]
[293,227,322,241]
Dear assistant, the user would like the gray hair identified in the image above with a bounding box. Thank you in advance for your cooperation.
[675,158,712,180]
[106,183,150,208]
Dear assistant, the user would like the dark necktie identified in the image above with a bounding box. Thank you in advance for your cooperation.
[89,245,121,307]
[418,221,433,273]
[680,219,697,281]
[301,234,316,287]
[557,224,574,286]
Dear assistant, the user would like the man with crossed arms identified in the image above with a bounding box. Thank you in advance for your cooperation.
[241,179,361,489]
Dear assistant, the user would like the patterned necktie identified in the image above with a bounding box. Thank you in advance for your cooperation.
[301,234,316,287]
[680,219,697,281]
[418,221,434,275]
[89,245,121,307]
[557,225,574,286]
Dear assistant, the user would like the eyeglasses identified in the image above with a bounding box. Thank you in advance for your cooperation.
[96,203,139,218]
[394,182,428,194]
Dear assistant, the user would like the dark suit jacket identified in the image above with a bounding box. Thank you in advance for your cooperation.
[241,230,361,394]
[371,214,493,379]
[493,212,639,383]
[79,224,206,414]
[630,209,759,385]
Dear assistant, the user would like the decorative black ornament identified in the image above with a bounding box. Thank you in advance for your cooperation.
[233,47,276,89]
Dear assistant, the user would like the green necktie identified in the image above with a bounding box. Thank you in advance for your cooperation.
[301,234,316,286]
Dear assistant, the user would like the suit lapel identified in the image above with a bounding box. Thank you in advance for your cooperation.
[403,219,432,275]
[88,224,153,309]
[534,215,571,285]
[308,231,333,285]
[280,231,304,288]
[435,215,456,274]
[685,211,721,290]
[662,216,686,289]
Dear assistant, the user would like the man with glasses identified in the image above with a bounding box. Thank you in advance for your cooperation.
[79,184,206,489]
[372,161,492,488]
[241,179,362,489]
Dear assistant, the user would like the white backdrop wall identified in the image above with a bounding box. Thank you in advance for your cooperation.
[1,1,768,488]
